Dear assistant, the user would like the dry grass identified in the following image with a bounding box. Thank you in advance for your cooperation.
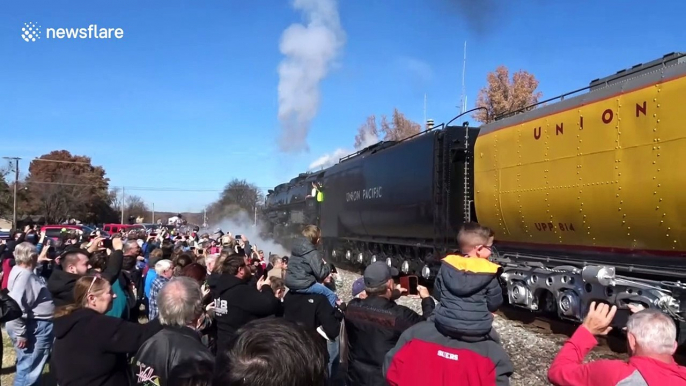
[1,328,56,386]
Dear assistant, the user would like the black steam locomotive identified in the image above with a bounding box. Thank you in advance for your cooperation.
[264,53,686,339]
[264,119,477,280]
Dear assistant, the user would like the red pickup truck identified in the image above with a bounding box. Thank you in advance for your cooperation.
[101,224,145,234]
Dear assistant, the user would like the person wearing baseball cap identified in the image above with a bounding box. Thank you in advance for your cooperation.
[344,262,434,386]
[351,277,366,299]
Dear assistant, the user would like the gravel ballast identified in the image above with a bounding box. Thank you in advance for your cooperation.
[333,268,624,386]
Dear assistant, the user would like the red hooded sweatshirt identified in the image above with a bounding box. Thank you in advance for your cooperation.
[548,325,686,385]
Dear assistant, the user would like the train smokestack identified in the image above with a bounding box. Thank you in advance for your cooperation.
[426,119,434,130]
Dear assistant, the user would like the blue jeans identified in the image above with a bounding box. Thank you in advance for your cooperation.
[298,283,338,307]
[7,319,54,386]
[327,336,341,384]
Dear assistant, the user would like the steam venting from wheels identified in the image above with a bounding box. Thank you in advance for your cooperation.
[277,0,346,153]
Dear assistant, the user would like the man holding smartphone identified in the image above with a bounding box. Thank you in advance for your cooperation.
[344,262,434,386]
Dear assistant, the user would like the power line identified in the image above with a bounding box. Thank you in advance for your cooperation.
[31,158,92,165]
[23,180,273,192]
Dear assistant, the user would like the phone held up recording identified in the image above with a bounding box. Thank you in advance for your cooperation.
[399,275,419,296]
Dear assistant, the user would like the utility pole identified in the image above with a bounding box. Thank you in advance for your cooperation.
[2,157,20,230]
[151,202,155,224]
[120,187,125,224]
[254,205,257,227]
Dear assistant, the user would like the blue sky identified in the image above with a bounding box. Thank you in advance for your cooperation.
[2,0,684,213]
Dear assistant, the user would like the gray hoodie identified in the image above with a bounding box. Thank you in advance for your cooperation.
[7,266,55,336]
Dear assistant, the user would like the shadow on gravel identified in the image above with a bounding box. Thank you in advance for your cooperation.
[498,307,632,354]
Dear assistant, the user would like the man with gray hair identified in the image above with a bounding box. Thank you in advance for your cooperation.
[132,276,214,386]
[6,242,55,385]
[548,302,686,385]
[148,259,174,321]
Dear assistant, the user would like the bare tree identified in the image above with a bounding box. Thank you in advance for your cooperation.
[206,179,264,224]
[354,115,380,149]
[380,108,421,141]
[124,195,150,222]
[352,109,421,149]
[473,65,542,123]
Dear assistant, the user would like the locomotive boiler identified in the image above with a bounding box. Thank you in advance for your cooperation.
[264,52,686,338]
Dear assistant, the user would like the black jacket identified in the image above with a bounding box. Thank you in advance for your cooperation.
[48,250,124,307]
[345,295,435,386]
[433,254,503,337]
[0,289,21,323]
[282,291,342,354]
[212,273,280,353]
[52,308,162,386]
[284,237,330,290]
[132,326,214,386]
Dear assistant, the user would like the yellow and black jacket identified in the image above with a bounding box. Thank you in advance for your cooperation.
[432,255,503,337]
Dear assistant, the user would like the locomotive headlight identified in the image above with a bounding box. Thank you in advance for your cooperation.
[421,265,431,279]
[386,258,393,267]
[401,261,410,274]
[345,250,352,260]
[370,255,377,263]
[357,253,364,263]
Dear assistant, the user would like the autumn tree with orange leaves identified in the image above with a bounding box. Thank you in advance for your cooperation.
[354,109,421,149]
[24,150,117,223]
[473,66,542,123]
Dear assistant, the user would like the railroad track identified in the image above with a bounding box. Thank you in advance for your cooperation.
[332,261,686,364]
[497,306,686,365]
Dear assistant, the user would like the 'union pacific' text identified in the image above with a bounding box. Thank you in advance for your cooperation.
[346,187,383,202]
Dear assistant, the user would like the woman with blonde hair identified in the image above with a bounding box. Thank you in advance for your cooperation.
[51,275,162,386]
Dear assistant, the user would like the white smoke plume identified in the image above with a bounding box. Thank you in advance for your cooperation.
[307,126,379,171]
[308,148,348,171]
[210,210,290,257]
[277,0,346,153]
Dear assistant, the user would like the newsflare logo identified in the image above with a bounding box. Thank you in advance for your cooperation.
[21,22,124,43]
[21,22,41,42]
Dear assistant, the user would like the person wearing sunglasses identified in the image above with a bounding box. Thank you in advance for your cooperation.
[432,222,504,344]
[51,275,163,386]
[384,223,512,386]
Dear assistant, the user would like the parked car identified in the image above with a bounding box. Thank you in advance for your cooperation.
[40,224,109,240]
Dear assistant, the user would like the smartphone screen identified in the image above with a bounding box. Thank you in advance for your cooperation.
[399,275,419,296]
[408,276,419,295]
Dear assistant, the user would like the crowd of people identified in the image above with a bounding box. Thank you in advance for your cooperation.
[0,222,684,386]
